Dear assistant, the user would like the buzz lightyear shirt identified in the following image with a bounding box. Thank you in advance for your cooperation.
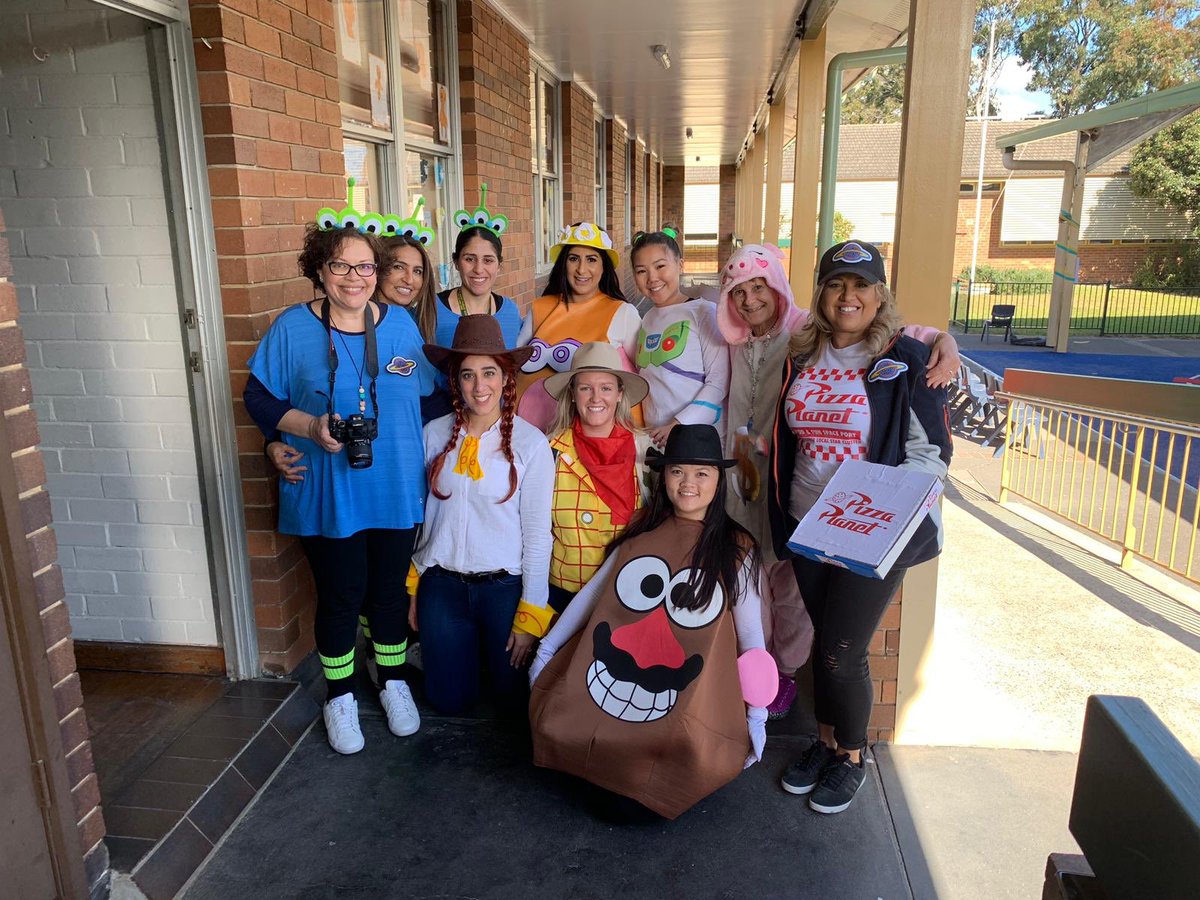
[636,299,730,439]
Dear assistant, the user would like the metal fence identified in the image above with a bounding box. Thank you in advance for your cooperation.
[998,372,1199,585]
[950,280,1200,337]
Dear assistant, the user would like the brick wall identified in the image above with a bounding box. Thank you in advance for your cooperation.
[606,119,628,251]
[0,201,105,897]
[2,11,219,647]
[718,163,737,266]
[662,165,684,236]
[189,0,343,674]
[456,0,534,311]
[953,193,1186,283]
[561,83,595,226]
[868,597,900,742]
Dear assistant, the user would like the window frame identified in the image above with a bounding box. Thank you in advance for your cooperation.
[334,0,461,292]
[593,113,606,228]
[530,61,563,272]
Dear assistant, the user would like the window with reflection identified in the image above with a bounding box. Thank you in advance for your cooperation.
[530,64,561,270]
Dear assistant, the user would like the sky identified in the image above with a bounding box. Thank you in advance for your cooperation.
[991,56,1054,119]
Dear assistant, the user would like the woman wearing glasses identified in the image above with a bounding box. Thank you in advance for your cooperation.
[244,218,435,756]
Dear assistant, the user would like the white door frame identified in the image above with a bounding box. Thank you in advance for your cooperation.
[93,0,258,678]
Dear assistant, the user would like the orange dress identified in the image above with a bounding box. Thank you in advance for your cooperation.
[515,293,642,431]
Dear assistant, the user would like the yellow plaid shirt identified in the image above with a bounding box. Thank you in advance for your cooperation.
[549,428,647,592]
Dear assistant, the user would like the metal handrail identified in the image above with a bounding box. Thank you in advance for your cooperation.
[997,381,1199,583]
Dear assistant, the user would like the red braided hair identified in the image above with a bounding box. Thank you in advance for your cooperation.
[427,354,519,503]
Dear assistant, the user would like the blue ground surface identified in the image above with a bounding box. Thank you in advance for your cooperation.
[965,350,1200,489]
[965,350,1200,384]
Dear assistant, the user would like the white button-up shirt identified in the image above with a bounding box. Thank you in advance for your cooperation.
[413,413,554,609]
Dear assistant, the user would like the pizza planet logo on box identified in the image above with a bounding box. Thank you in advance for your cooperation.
[817,491,896,535]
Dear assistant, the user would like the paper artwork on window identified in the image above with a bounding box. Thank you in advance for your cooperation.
[437,84,449,143]
[369,53,390,130]
[337,0,362,65]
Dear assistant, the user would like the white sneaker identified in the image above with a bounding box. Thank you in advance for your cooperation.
[380,680,420,737]
[323,694,364,754]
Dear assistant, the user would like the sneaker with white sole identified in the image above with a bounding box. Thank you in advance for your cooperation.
[809,753,866,814]
[781,740,836,795]
[324,693,364,755]
[380,679,420,737]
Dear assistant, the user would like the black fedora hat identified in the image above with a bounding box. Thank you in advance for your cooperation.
[646,424,736,470]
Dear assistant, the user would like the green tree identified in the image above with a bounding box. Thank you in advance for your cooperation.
[1013,0,1200,118]
[841,65,905,125]
[969,2,1018,117]
[833,212,855,243]
[1129,111,1200,229]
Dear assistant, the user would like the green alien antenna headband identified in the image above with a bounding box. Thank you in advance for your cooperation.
[315,180,438,245]
[452,183,508,236]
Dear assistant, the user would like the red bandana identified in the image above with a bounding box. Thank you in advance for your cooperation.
[572,420,637,525]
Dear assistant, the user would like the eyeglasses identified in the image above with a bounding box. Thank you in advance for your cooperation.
[327,261,378,276]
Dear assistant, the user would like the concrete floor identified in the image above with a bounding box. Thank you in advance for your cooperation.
[179,422,1200,900]
[903,439,1200,754]
[182,717,912,900]
[876,745,1079,900]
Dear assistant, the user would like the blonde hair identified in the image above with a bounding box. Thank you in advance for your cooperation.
[547,372,639,438]
[789,282,904,362]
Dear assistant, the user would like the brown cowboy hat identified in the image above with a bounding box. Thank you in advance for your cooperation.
[424,314,535,372]
[543,341,649,406]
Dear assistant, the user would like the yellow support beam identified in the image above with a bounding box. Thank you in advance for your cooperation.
[890,0,974,743]
[763,95,787,245]
[788,28,826,302]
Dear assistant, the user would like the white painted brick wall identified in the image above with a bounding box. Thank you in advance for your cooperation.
[2,0,217,646]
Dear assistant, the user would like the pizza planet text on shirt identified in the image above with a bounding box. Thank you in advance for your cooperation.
[784,362,871,464]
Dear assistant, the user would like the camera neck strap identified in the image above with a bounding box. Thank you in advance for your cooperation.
[320,298,380,421]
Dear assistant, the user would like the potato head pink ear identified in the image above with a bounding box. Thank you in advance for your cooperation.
[738,646,778,706]
[717,243,802,345]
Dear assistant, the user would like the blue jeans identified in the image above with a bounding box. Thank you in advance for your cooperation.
[417,567,525,716]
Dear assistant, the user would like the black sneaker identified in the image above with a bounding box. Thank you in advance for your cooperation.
[780,741,836,795]
[809,754,866,814]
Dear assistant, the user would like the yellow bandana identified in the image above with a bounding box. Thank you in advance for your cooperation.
[453,435,484,481]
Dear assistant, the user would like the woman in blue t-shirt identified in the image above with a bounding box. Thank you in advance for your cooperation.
[244,222,435,756]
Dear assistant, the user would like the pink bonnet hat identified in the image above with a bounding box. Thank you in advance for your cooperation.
[716,243,802,345]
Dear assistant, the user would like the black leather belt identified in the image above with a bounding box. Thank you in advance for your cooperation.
[427,566,511,584]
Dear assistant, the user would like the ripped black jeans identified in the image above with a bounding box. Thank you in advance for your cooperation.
[790,557,907,751]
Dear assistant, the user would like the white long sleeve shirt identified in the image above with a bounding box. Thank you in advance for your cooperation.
[413,413,554,609]
[636,299,731,439]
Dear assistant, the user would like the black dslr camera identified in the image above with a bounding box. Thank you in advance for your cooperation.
[328,414,378,469]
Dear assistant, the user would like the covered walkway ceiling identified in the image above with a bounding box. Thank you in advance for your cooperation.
[491,0,910,165]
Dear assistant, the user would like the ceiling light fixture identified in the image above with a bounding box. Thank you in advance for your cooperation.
[651,44,671,71]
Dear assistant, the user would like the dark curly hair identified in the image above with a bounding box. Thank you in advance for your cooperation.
[297,224,383,291]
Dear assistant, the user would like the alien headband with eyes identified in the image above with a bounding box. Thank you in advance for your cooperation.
[452,183,508,236]
[315,179,437,246]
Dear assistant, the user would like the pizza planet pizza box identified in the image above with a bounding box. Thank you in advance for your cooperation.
[786,460,942,579]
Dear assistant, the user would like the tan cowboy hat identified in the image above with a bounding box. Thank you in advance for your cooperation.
[424,314,535,372]
[543,341,649,405]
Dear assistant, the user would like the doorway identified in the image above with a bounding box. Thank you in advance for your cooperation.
[0,0,256,878]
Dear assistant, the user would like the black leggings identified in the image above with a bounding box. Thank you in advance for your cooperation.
[302,527,417,700]
[791,557,906,751]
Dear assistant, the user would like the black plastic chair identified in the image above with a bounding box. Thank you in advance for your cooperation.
[981,304,1015,343]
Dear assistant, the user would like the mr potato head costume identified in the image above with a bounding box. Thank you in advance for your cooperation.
[528,425,777,819]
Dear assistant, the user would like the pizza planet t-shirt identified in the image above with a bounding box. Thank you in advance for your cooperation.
[786,341,872,520]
